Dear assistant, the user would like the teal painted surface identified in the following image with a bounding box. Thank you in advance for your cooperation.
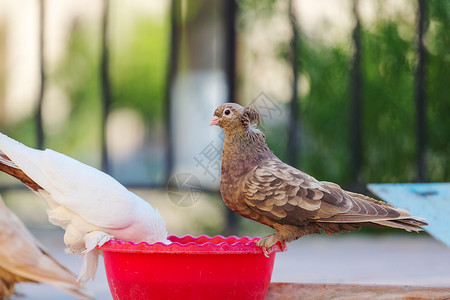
[368,183,450,247]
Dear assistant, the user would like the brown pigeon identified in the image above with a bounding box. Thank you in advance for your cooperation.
[210,103,427,255]
[0,195,91,299]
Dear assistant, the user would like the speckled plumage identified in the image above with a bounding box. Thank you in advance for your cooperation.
[211,103,427,254]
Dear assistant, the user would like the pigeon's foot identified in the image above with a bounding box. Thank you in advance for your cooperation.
[256,233,286,257]
[82,231,113,254]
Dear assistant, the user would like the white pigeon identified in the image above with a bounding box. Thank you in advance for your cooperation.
[0,195,91,299]
[0,132,168,284]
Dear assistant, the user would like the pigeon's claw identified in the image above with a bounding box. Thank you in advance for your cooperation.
[82,231,113,254]
[280,240,288,252]
[257,232,284,257]
[262,246,271,258]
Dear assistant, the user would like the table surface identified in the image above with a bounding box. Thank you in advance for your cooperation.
[266,283,450,299]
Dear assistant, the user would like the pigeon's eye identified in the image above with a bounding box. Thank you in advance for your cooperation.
[224,109,231,116]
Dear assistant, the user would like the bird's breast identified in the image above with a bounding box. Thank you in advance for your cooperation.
[220,162,254,217]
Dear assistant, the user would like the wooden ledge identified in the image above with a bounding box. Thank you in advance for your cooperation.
[266,283,450,299]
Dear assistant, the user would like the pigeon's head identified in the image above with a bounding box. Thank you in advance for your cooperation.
[210,103,260,133]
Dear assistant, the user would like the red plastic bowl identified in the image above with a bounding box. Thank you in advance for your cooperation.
[100,235,282,300]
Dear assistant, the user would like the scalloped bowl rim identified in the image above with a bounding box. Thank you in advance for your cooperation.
[100,235,283,254]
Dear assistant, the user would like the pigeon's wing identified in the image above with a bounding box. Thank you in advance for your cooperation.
[0,198,91,299]
[242,160,406,226]
[241,160,330,226]
[317,182,426,230]
[0,133,136,229]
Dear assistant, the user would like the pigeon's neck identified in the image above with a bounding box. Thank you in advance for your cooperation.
[221,127,274,177]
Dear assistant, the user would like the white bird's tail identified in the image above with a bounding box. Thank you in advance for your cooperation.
[0,133,47,190]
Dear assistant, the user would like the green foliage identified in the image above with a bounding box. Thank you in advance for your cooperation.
[426,0,450,181]
[3,119,39,150]
[298,42,351,184]
[361,20,416,183]
[271,1,449,186]
[4,21,103,163]
[237,0,279,27]
[51,22,103,165]
[49,15,168,166]
[111,17,168,122]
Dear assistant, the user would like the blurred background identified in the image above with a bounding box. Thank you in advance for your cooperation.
[0,0,449,240]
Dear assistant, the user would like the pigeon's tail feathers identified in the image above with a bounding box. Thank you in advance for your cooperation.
[0,133,45,191]
[78,249,100,284]
[346,191,428,232]
[317,190,427,233]
[372,217,427,232]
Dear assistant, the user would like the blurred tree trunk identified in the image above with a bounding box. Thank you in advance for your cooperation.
[350,0,362,190]
[415,0,427,182]
[35,0,46,149]
[100,0,112,173]
[165,0,182,184]
[287,0,300,167]
[183,0,226,71]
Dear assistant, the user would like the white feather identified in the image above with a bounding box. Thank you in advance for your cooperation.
[0,133,168,283]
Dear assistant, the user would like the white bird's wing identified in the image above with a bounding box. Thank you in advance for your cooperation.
[0,133,136,229]
[41,149,137,228]
[0,133,168,285]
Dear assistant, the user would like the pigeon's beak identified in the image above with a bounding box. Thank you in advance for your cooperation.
[209,116,220,126]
